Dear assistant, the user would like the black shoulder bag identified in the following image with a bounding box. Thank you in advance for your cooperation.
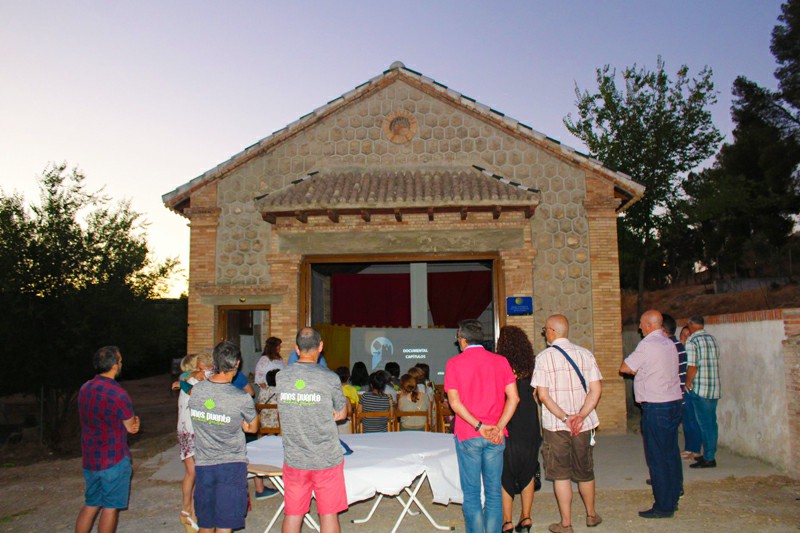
[551,344,595,446]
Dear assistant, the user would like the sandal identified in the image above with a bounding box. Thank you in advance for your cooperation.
[515,517,532,532]
[502,521,515,533]
[180,511,199,533]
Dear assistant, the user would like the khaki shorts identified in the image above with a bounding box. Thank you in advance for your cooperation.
[542,429,595,482]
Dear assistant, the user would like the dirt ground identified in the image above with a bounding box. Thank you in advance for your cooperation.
[620,282,800,325]
[1,374,799,532]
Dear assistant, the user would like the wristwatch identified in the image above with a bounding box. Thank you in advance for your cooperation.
[475,421,483,431]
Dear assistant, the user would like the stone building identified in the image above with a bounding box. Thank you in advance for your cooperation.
[162,62,644,431]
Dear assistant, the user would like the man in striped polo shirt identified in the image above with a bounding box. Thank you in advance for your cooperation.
[685,315,721,468]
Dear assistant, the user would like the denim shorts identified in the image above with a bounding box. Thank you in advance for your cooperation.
[83,456,132,509]
[194,462,248,530]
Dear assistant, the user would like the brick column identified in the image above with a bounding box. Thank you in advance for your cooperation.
[500,229,536,343]
[783,308,800,478]
[267,251,302,345]
[584,176,625,432]
[185,183,219,354]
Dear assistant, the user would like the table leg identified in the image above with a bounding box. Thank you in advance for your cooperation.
[350,494,383,524]
[394,495,420,516]
[390,472,454,533]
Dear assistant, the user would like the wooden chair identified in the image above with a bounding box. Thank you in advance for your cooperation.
[435,396,454,433]
[354,402,395,433]
[433,383,445,402]
[393,406,431,431]
[255,403,281,436]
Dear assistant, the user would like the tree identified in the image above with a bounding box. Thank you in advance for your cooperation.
[564,57,723,315]
[771,0,800,126]
[680,0,800,278]
[0,164,184,447]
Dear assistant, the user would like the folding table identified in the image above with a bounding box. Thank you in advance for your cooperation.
[247,432,462,532]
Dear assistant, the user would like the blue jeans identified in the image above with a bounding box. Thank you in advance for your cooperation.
[681,391,702,454]
[688,391,718,461]
[455,436,505,533]
[641,400,682,514]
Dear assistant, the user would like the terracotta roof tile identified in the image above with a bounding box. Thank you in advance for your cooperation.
[255,168,539,215]
[163,63,644,216]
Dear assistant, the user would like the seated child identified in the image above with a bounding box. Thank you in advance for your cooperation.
[397,374,429,431]
[359,371,391,433]
[335,367,358,434]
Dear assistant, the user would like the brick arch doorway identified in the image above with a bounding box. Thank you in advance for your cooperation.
[299,253,506,364]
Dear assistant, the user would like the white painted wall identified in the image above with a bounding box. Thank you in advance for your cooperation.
[705,320,789,470]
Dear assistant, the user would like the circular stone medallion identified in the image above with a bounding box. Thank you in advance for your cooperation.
[383,110,417,144]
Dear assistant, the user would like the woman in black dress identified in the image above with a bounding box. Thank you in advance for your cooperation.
[496,325,541,533]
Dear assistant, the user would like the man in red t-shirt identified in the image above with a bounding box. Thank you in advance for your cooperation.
[75,346,140,533]
[445,319,519,533]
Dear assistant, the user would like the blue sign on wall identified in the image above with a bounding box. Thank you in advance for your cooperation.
[506,296,533,316]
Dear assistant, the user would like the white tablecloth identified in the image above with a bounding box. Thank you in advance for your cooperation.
[246,432,463,505]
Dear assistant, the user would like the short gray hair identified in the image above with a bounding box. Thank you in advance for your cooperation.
[93,346,121,373]
[688,315,705,326]
[296,327,322,352]
[213,341,241,373]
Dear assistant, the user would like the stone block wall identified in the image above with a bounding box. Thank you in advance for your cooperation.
[180,77,633,431]
[213,79,594,349]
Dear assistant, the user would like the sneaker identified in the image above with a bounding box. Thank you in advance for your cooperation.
[255,488,279,500]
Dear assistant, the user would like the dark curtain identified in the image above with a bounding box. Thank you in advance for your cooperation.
[331,273,411,327]
[427,271,493,328]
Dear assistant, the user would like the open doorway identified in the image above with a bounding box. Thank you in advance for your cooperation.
[217,305,270,380]
[300,254,504,375]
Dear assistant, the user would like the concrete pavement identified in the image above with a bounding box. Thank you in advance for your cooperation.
[145,432,783,489]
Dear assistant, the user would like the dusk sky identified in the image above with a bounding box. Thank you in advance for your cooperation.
[0,1,784,295]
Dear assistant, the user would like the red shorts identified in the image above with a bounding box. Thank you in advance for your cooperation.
[282,460,348,516]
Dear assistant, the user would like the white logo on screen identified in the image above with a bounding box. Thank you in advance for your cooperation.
[370,337,394,370]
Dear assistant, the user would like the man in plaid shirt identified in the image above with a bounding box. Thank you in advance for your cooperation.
[685,315,721,469]
[75,346,140,533]
[532,314,602,533]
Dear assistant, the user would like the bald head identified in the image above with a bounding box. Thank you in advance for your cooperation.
[639,310,663,336]
[545,314,569,343]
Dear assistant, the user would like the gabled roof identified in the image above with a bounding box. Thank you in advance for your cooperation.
[255,165,540,223]
[162,61,644,215]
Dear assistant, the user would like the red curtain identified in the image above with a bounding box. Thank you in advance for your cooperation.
[331,273,411,327]
[427,271,493,328]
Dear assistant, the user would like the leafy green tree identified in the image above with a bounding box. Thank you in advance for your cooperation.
[0,164,184,447]
[564,57,723,314]
[681,0,800,278]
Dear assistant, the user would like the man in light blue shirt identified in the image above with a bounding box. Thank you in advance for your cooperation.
[287,349,327,368]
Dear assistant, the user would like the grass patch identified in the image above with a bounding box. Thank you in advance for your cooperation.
[0,509,34,524]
